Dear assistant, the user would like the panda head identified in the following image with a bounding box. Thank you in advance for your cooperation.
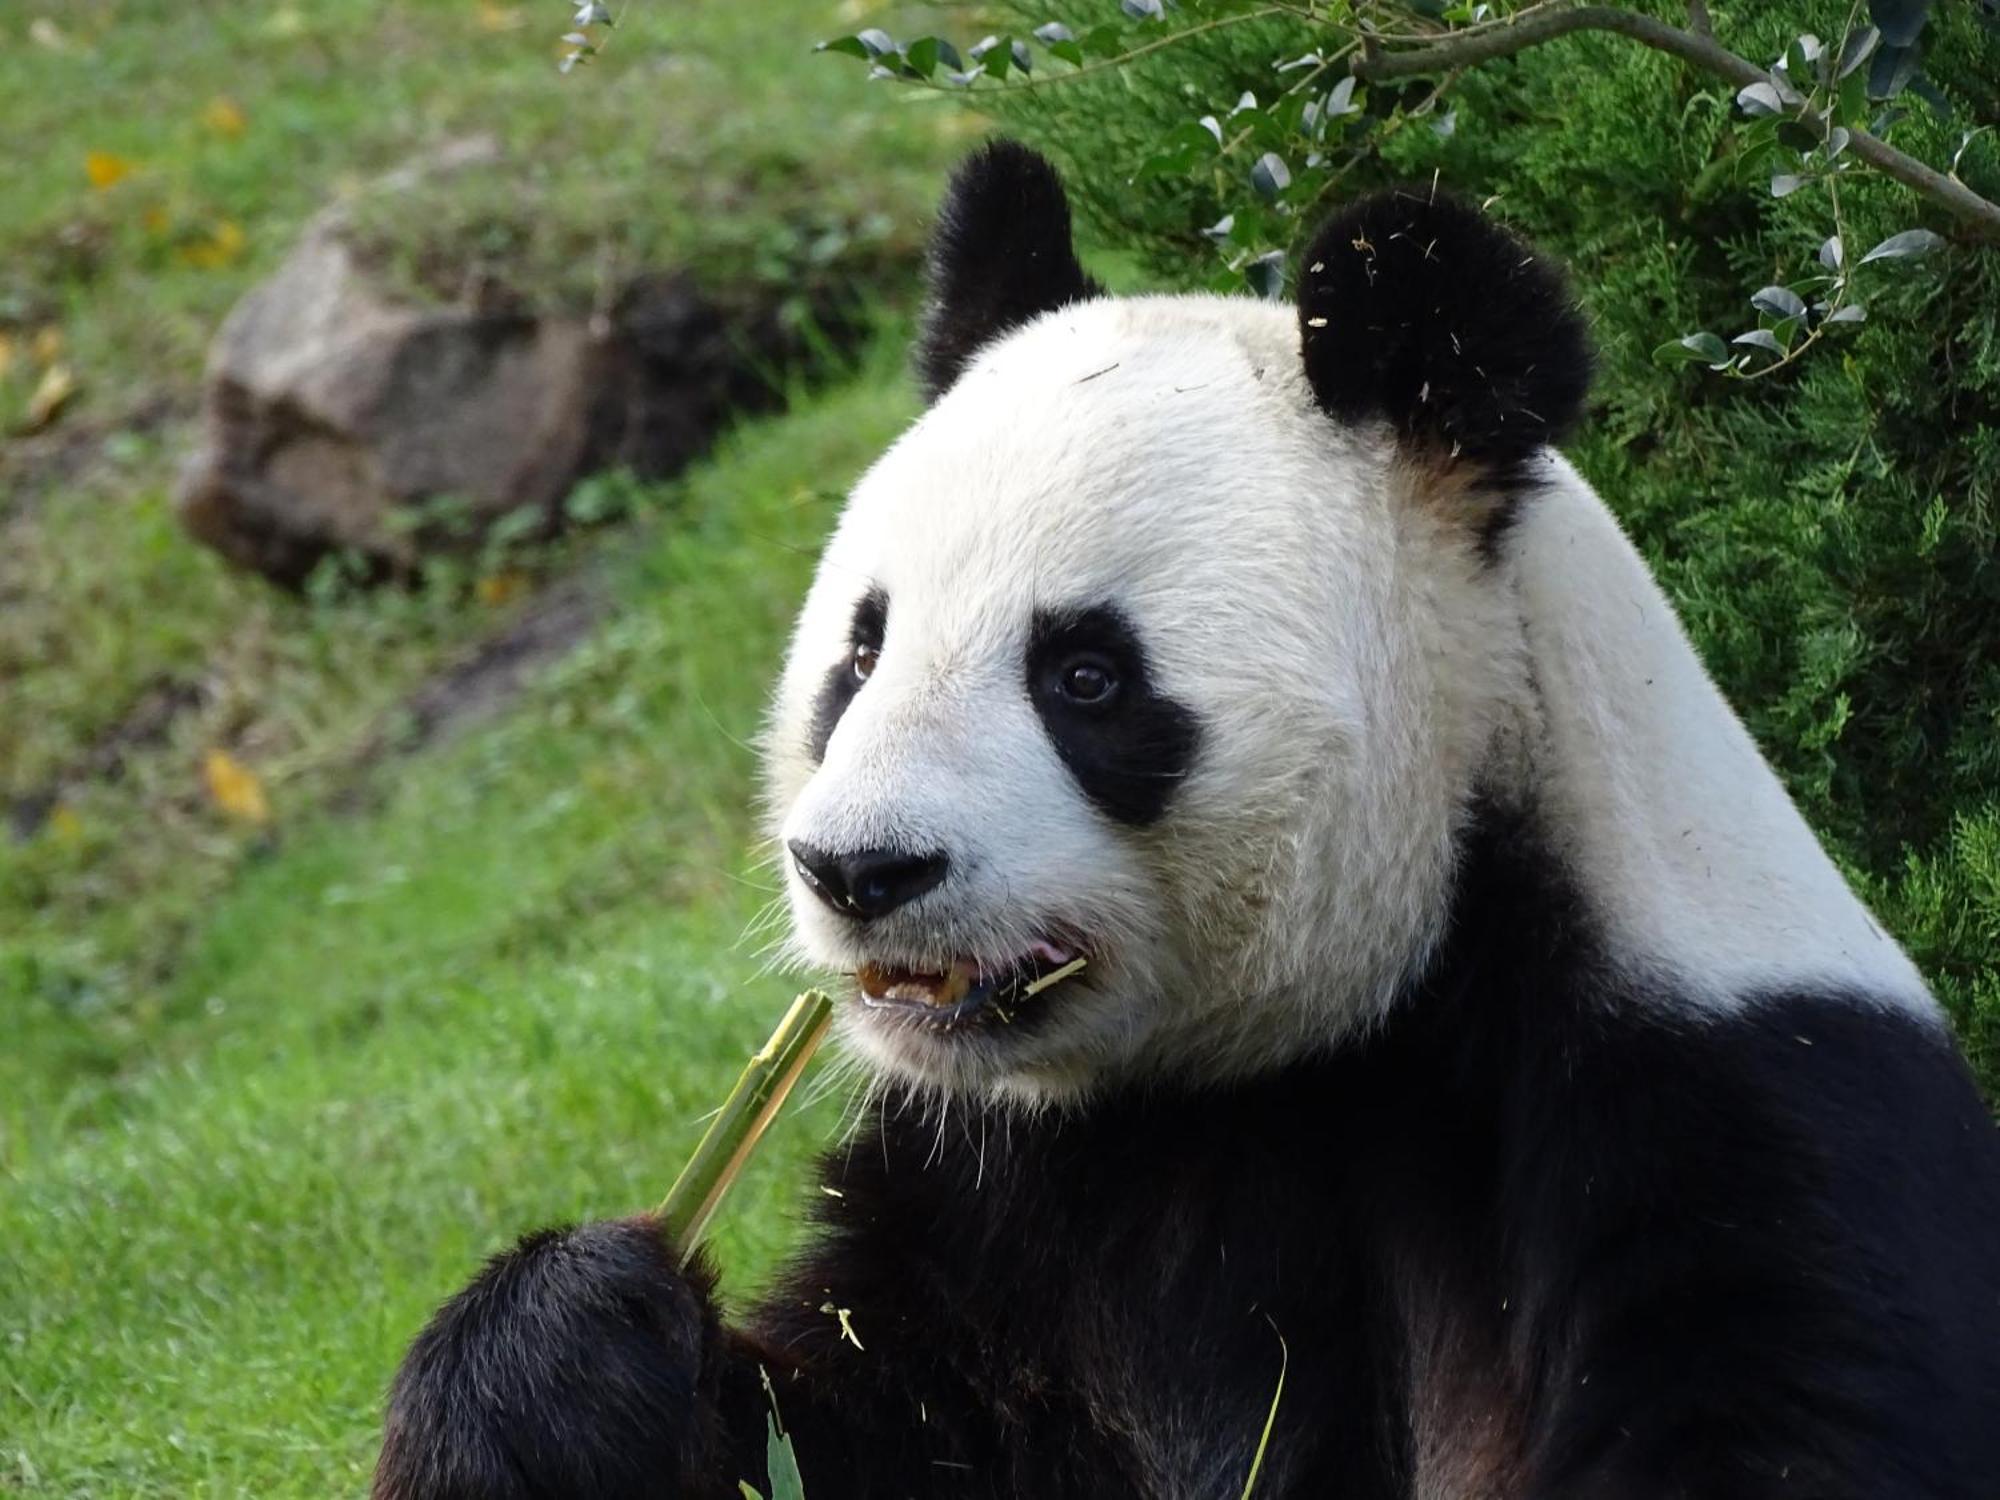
[765,142,1589,1104]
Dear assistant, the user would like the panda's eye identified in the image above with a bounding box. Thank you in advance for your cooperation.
[852,642,880,683]
[1057,654,1119,706]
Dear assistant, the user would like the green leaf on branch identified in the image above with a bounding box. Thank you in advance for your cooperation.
[1907,75,1952,120]
[1751,285,1808,320]
[1869,42,1919,100]
[967,34,1013,80]
[1733,329,1787,357]
[1245,250,1287,300]
[1869,0,1932,48]
[1251,152,1291,199]
[1782,35,1825,89]
[1838,26,1880,78]
[1135,119,1223,180]
[1079,23,1124,58]
[1837,66,1869,125]
[1737,82,1786,117]
[1858,228,1944,263]
[1034,22,1083,66]
[1654,332,1732,368]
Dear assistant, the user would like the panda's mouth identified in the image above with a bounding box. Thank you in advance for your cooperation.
[854,940,1087,1029]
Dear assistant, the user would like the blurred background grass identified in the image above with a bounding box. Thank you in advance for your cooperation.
[1,2,960,1491]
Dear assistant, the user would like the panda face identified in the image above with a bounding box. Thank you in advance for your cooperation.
[763,145,1592,1103]
[767,297,1488,1101]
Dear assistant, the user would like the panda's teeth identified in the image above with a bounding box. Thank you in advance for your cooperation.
[857,960,974,1008]
[856,943,1086,1021]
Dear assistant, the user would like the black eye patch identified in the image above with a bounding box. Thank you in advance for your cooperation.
[1026,604,1201,827]
[807,587,886,764]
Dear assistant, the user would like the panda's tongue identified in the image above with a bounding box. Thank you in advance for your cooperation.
[857,941,1079,1010]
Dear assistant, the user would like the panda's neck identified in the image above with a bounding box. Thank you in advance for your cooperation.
[1486,457,1929,1016]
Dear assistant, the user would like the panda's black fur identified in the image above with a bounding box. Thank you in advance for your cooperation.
[373,147,2000,1500]
[913,141,1103,403]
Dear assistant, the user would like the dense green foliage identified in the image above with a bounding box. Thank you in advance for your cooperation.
[973,1,2000,1086]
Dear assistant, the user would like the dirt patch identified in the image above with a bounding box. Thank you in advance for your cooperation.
[0,394,189,521]
[8,674,211,839]
[332,570,606,812]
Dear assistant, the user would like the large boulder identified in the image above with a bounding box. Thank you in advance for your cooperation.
[176,176,835,586]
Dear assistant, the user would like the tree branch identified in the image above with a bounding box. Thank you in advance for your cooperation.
[1351,3,2000,239]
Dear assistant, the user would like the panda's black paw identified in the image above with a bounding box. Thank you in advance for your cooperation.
[372,1215,729,1500]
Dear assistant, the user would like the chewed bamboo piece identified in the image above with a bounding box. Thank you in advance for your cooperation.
[659,989,835,1264]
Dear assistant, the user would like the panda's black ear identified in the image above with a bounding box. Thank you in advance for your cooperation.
[1297,187,1590,473]
[915,140,1103,402]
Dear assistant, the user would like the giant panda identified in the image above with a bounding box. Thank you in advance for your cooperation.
[372,142,2000,1500]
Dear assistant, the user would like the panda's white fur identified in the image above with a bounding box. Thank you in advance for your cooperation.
[765,292,1930,1104]
[1504,455,1930,1015]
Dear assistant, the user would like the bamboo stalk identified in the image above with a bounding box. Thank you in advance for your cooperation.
[659,989,835,1263]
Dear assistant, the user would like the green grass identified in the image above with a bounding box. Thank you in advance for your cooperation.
[0,0,967,406]
[2,360,919,1497]
[1,0,968,1077]
[0,1,964,1491]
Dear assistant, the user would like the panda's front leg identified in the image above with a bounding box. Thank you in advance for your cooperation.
[370,1216,783,1500]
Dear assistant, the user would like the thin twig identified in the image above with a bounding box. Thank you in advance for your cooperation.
[1349,3,2000,238]
[1736,1,1872,382]
[904,4,1315,94]
[1221,42,1355,161]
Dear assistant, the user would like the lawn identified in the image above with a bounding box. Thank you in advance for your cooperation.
[2,366,917,1495]
[1,1,958,1492]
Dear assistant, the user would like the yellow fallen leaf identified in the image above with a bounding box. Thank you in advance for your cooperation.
[23,364,78,432]
[179,219,245,269]
[201,96,247,137]
[31,326,63,363]
[476,1,527,32]
[48,804,84,844]
[203,749,271,825]
[85,151,137,190]
[142,205,170,235]
[475,570,530,606]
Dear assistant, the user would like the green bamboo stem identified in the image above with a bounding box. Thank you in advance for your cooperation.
[659,989,835,1263]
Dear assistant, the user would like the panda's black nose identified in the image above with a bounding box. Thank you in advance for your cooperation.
[788,841,950,922]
